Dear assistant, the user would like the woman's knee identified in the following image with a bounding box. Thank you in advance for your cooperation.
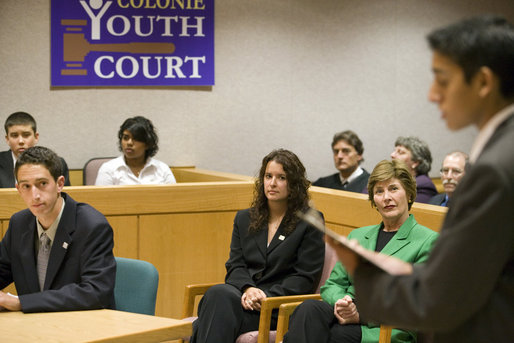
[291,299,331,321]
[198,284,242,313]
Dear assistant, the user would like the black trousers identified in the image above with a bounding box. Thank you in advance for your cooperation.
[191,283,278,343]
[283,299,362,343]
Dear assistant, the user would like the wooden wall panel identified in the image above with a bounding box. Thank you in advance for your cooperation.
[108,216,139,259]
[139,212,236,318]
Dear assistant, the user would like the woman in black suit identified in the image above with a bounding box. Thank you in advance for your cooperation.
[191,149,325,343]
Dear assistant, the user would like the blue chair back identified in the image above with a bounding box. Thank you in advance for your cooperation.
[114,257,159,315]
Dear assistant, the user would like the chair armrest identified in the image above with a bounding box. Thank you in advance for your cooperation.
[181,282,222,318]
[257,294,322,343]
[275,301,304,343]
[379,325,393,343]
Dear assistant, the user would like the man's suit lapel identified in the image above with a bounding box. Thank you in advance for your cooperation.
[44,194,75,290]
[19,220,40,293]
[478,112,514,162]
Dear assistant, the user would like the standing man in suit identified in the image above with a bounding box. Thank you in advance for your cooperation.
[429,151,468,207]
[0,146,116,312]
[326,15,514,342]
[0,112,70,188]
[313,130,370,193]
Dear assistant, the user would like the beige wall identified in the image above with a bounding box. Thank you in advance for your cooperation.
[1,1,513,180]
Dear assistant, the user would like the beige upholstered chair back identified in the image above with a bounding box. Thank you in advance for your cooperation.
[83,157,114,185]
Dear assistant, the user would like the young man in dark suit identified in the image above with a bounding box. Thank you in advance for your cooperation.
[0,146,116,312]
[313,130,370,193]
[327,15,514,342]
[0,112,70,188]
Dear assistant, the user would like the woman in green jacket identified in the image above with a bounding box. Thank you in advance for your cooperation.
[284,159,439,343]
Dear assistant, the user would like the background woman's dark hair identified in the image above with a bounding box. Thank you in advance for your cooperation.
[249,149,311,235]
[118,116,159,160]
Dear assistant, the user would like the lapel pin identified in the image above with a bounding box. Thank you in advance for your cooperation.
[278,235,285,241]
[62,242,69,249]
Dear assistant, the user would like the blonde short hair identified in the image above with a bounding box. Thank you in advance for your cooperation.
[367,160,417,210]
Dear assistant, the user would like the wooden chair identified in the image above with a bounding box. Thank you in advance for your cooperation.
[181,242,338,343]
[274,301,394,343]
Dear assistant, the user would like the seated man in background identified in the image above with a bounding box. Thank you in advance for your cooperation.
[0,146,116,312]
[429,151,468,207]
[313,130,370,193]
[0,112,70,188]
[390,136,437,203]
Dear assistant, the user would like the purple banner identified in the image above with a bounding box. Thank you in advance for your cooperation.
[51,0,214,86]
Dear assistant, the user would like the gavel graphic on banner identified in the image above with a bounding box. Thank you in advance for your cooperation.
[61,19,175,75]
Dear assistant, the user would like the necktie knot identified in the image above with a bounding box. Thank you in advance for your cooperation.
[40,232,51,251]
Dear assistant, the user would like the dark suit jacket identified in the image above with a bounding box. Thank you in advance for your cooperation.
[414,174,438,204]
[313,169,370,194]
[354,114,514,342]
[0,193,116,313]
[225,209,325,297]
[0,150,71,188]
[428,193,447,207]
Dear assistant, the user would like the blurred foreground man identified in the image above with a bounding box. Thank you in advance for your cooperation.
[327,15,514,343]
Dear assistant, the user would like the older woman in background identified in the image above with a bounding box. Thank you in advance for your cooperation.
[95,116,176,185]
[191,149,325,343]
[284,159,438,343]
[390,136,437,203]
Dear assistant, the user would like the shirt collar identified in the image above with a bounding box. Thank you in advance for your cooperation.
[36,197,66,244]
[469,103,514,164]
[120,156,156,170]
[339,166,363,184]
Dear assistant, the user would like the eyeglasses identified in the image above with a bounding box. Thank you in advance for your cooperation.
[440,168,463,176]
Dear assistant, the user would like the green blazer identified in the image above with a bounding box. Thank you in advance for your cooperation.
[320,214,438,343]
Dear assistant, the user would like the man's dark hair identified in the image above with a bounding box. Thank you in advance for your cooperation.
[4,111,37,134]
[15,146,63,182]
[331,130,364,156]
[427,15,514,98]
[118,116,159,160]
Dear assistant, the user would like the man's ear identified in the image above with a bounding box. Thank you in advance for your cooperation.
[476,66,497,98]
[56,175,65,191]
[34,132,39,145]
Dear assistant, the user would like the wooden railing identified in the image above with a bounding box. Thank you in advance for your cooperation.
[0,168,446,318]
